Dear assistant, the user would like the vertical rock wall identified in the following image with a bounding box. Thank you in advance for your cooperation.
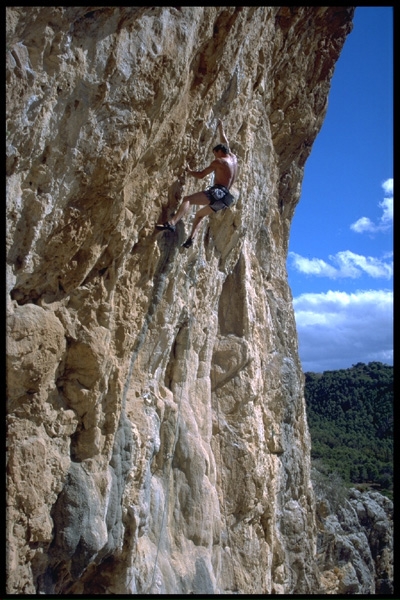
[6,6,354,594]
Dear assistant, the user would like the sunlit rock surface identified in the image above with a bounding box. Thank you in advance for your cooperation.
[6,6,354,594]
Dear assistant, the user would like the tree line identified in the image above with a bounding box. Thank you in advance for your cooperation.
[304,361,393,498]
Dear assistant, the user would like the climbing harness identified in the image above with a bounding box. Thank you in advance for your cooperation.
[205,184,235,213]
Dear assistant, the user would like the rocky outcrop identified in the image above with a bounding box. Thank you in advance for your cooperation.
[6,7,354,595]
[316,489,394,594]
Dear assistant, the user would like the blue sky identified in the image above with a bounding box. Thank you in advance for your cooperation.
[287,7,393,373]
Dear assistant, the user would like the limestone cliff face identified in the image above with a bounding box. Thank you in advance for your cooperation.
[6,7,354,594]
[316,489,394,595]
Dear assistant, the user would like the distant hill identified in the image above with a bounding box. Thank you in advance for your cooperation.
[304,362,393,498]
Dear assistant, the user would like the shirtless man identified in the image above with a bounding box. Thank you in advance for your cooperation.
[156,120,238,248]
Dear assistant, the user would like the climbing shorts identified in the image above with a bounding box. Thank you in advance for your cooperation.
[204,184,234,212]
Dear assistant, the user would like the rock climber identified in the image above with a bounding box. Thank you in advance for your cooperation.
[156,119,238,248]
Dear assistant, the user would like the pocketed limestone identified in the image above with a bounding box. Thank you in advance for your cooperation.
[6,6,356,595]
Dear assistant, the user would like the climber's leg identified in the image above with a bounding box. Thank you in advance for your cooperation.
[190,205,214,238]
[156,191,210,231]
[182,205,214,248]
[169,192,210,226]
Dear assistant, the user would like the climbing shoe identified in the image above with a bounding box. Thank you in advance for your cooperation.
[182,237,193,248]
[155,222,176,232]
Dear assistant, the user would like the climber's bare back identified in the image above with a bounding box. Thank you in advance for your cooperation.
[212,154,238,189]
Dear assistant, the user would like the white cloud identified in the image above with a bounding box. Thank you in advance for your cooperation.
[288,250,393,280]
[382,178,393,196]
[350,216,375,233]
[293,289,393,372]
[288,254,337,278]
[350,177,393,233]
[333,250,393,278]
[379,196,393,224]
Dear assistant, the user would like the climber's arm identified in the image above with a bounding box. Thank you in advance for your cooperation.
[187,161,217,179]
[217,119,229,149]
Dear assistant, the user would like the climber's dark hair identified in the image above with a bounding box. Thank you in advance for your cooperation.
[213,143,229,154]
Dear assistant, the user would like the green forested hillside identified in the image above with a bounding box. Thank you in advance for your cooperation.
[304,362,393,497]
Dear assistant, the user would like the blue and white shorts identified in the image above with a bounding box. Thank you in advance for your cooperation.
[204,185,234,212]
